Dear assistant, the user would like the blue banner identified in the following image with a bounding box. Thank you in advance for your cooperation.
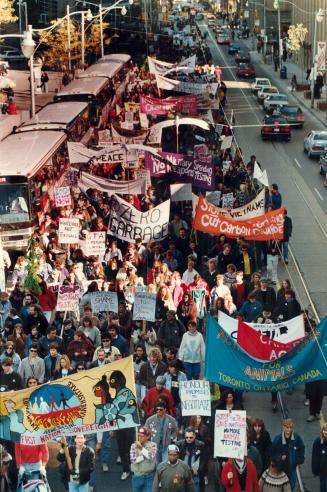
[204,315,327,392]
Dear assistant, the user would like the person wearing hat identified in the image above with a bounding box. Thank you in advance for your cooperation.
[145,402,178,464]
[141,375,175,418]
[152,444,195,492]
[130,426,157,492]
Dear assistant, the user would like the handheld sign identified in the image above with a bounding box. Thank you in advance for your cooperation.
[91,291,118,314]
[180,380,211,416]
[85,232,106,256]
[214,410,247,459]
[133,292,156,322]
[58,218,80,244]
[56,285,80,312]
[54,187,72,207]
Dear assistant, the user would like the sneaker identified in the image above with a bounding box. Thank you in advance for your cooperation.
[307,415,315,422]
[304,400,309,406]
[121,472,130,480]
[102,464,109,472]
[116,456,121,464]
[204,476,209,486]
[285,260,289,264]
[315,413,321,420]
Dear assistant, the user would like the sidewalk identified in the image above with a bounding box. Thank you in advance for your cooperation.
[243,39,327,129]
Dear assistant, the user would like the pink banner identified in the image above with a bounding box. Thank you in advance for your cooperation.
[139,95,197,116]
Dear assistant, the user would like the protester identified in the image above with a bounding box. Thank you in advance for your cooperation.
[57,434,95,492]
[311,422,327,492]
[130,426,157,492]
[152,444,195,492]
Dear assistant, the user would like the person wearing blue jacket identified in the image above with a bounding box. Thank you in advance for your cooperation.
[312,422,327,492]
[239,294,263,322]
[272,419,305,490]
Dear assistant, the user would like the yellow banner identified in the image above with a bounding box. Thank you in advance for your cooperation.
[0,356,139,445]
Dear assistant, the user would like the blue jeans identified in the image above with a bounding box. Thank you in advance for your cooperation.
[68,481,89,492]
[282,241,289,260]
[320,476,327,492]
[157,447,168,464]
[132,474,154,492]
[100,431,112,465]
[184,362,201,380]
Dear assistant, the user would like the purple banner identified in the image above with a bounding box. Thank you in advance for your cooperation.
[145,151,214,190]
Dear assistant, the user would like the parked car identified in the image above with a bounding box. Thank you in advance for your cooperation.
[304,131,327,158]
[0,48,25,61]
[228,43,240,54]
[319,153,327,176]
[257,86,279,104]
[277,105,305,128]
[251,77,271,95]
[263,94,289,111]
[235,51,251,64]
[236,63,255,78]
[261,115,291,142]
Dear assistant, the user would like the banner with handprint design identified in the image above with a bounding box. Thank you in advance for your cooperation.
[0,356,139,445]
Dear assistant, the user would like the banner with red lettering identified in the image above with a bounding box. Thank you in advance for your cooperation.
[140,95,197,115]
[193,194,284,240]
[237,321,303,361]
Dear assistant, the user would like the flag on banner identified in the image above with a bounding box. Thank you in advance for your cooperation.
[237,320,303,361]
[253,162,269,187]
[218,311,305,343]
[205,315,327,392]
[193,194,284,240]
[0,356,139,444]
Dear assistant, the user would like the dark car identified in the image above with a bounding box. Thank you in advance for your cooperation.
[235,51,251,64]
[228,43,240,54]
[319,153,327,177]
[261,116,291,142]
[277,105,305,128]
[236,63,255,78]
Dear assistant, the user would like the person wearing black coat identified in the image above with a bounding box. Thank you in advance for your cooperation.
[282,209,293,264]
[276,289,301,321]
[57,434,95,489]
[312,423,327,492]
[252,418,272,473]
[176,428,206,492]
[202,260,219,290]
[251,278,277,313]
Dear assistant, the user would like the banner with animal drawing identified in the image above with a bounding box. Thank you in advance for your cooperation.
[0,356,139,445]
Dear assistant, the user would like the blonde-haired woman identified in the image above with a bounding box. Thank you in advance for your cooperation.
[138,347,166,390]
[312,422,327,492]
[54,355,74,380]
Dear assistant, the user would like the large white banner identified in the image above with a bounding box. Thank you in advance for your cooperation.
[218,311,305,343]
[148,55,196,76]
[58,218,80,244]
[108,195,170,243]
[133,292,156,322]
[214,410,247,459]
[180,380,211,416]
[156,74,218,96]
[79,172,147,195]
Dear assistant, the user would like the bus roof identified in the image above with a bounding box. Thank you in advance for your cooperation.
[79,53,131,79]
[18,101,89,132]
[55,76,108,98]
[0,130,66,177]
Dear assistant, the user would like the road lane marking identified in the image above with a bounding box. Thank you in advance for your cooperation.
[293,181,327,238]
[294,158,301,168]
[314,187,324,201]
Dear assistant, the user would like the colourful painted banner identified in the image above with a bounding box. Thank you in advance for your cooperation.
[205,315,327,392]
[0,357,139,444]
[193,194,284,240]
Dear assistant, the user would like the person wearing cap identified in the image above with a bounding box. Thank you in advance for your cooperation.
[158,311,185,350]
[152,444,195,492]
[141,375,176,418]
[92,333,121,363]
[130,426,157,492]
[145,402,178,464]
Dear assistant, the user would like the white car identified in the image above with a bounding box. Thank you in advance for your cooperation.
[257,86,279,104]
[263,94,289,111]
[251,78,271,95]
[304,131,327,158]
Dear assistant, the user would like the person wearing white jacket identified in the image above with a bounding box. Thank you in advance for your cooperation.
[178,321,205,380]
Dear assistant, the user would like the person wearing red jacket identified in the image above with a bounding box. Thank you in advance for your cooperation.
[141,376,176,418]
[15,442,49,479]
[37,281,57,322]
[67,330,94,369]
[221,457,259,492]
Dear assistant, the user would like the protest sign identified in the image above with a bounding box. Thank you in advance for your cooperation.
[0,356,139,444]
[56,284,80,312]
[170,183,193,202]
[124,102,140,112]
[91,291,118,313]
[193,194,284,240]
[85,232,106,256]
[108,195,170,244]
[218,311,305,343]
[206,191,221,207]
[214,410,247,459]
[220,135,233,150]
[135,169,151,187]
[221,193,234,209]
[58,218,80,244]
[205,315,327,392]
[180,380,211,416]
[139,113,149,129]
[79,171,147,196]
[133,292,156,322]
[237,320,303,361]
[97,129,112,145]
[125,111,134,125]
[54,187,71,207]
[145,152,214,190]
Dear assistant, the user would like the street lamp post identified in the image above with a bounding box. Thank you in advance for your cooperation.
[273,0,282,69]
[311,9,325,109]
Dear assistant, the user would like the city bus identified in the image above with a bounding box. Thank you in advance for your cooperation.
[16,101,91,142]
[0,130,67,251]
